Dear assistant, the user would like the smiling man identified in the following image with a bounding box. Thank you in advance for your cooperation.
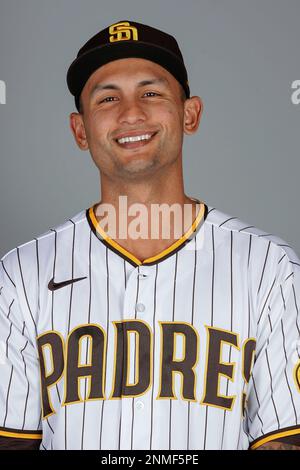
[1,20,300,451]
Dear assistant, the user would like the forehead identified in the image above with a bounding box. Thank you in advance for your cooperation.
[82,58,178,96]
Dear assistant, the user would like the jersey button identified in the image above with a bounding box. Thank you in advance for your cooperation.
[136,302,145,312]
[137,273,148,279]
[136,400,144,410]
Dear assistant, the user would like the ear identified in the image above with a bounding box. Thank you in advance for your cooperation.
[69,112,89,150]
[183,96,203,135]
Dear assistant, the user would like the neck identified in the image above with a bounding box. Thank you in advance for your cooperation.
[93,160,201,261]
[99,157,188,207]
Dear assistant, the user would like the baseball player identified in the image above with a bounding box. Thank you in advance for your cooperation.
[1,20,300,451]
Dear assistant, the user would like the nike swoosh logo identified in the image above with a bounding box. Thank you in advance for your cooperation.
[48,276,87,291]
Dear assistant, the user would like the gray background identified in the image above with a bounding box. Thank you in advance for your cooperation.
[0,0,299,258]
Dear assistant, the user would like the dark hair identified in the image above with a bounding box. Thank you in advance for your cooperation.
[77,82,187,115]
[78,95,83,114]
[179,84,187,102]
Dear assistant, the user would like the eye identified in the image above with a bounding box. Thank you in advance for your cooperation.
[143,92,160,97]
[98,96,118,104]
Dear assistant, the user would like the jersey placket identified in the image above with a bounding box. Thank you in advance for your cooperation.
[119,264,154,450]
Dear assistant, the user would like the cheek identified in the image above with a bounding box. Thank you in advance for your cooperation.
[162,109,184,134]
[162,100,183,119]
[156,105,182,126]
[85,114,110,144]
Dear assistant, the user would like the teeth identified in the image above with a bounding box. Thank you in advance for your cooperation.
[117,134,153,144]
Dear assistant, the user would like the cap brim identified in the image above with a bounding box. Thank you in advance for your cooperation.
[67,41,189,99]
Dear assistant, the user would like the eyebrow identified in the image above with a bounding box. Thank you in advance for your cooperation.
[90,77,169,98]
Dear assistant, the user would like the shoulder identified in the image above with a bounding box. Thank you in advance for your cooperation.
[204,203,300,265]
[202,204,300,297]
[0,208,88,284]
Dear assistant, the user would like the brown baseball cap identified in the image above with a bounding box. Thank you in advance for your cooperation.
[66,20,190,111]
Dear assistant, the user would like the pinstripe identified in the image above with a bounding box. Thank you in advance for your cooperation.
[280,285,286,310]
[17,248,37,335]
[1,260,16,288]
[49,230,61,406]
[3,366,13,427]
[124,260,127,289]
[34,234,43,434]
[247,424,255,440]
[67,221,76,333]
[20,341,29,430]
[257,241,271,295]
[243,246,251,445]
[239,226,254,232]
[34,239,40,315]
[258,234,273,238]
[6,323,12,358]
[292,284,300,358]
[284,272,294,282]
[238,403,254,442]
[291,261,300,267]
[118,260,127,450]
[247,234,252,268]
[244,409,255,441]
[241,245,253,447]
[191,236,197,327]
[219,217,237,228]
[38,409,42,431]
[6,299,14,319]
[150,263,158,450]
[221,231,234,449]
[292,283,300,322]
[203,224,215,449]
[265,314,280,429]
[187,236,197,450]
[65,219,76,450]
[280,316,297,424]
[247,235,252,338]
[245,404,253,438]
[131,266,140,450]
[81,230,92,450]
[257,276,277,324]
[169,253,178,450]
[211,224,215,326]
[99,247,109,449]
[46,418,54,434]
[118,392,122,451]
[237,412,243,446]
[134,266,140,315]
[49,229,57,331]
[252,376,264,434]
[278,254,286,264]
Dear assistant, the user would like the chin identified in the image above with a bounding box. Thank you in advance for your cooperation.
[119,159,160,178]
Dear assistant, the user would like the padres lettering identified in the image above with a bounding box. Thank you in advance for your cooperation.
[37,321,256,419]
[109,21,138,43]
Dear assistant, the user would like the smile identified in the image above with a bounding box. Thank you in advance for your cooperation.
[117,134,153,144]
[115,132,157,149]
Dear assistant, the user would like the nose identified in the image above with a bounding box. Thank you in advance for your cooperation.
[118,97,147,126]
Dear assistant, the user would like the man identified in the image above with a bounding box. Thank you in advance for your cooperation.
[0,20,300,450]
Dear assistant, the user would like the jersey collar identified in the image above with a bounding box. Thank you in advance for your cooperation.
[86,199,208,267]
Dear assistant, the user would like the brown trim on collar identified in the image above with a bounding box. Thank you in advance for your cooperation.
[86,200,207,267]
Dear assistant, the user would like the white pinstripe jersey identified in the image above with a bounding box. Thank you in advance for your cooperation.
[1,201,300,450]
